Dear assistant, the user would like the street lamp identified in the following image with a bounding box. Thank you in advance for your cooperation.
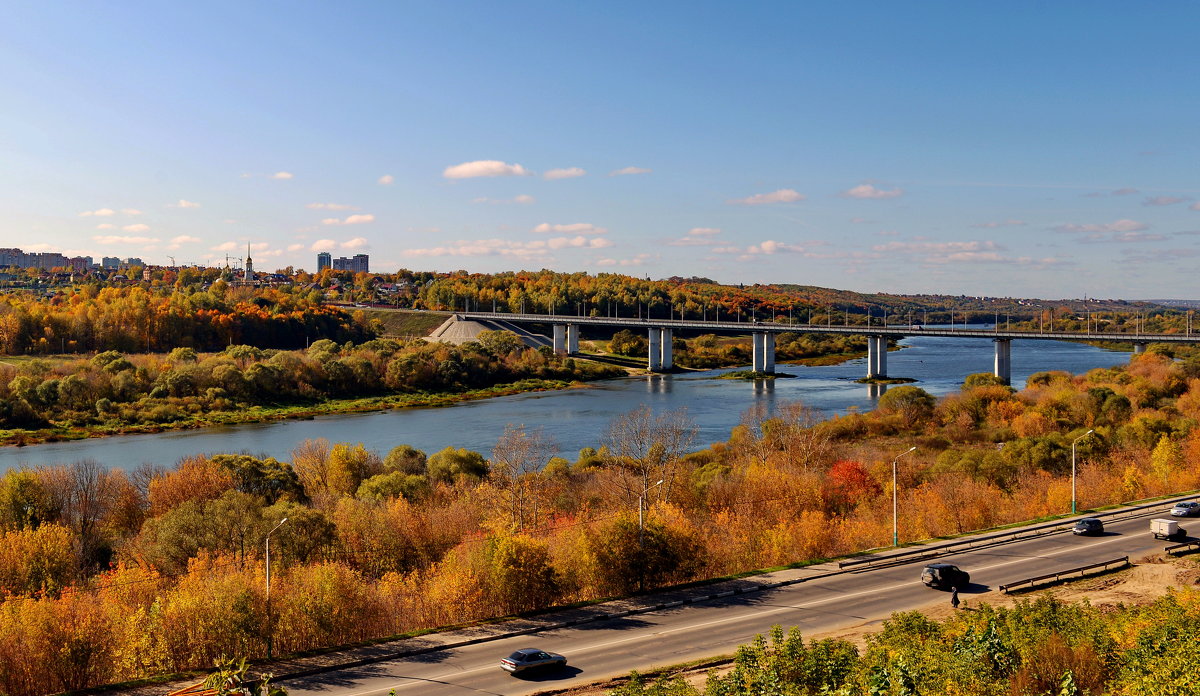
[639,479,664,533]
[265,517,288,659]
[892,447,916,547]
[1071,430,1094,514]
[638,479,664,592]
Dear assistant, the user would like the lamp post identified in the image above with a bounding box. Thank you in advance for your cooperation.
[1071,430,1094,514]
[638,479,664,592]
[265,517,288,659]
[892,447,916,547]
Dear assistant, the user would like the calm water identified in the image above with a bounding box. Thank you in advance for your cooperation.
[0,332,1130,472]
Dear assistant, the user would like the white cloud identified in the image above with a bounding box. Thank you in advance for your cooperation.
[609,166,651,176]
[322,214,375,226]
[443,160,530,179]
[972,219,1027,228]
[472,194,536,205]
[250,242,270,252]
[547,236,613,250]
[1191,202,1200,211]
[742,240,811,255]
[79,208,116,217]
[402,238,552,260]
[94,235,160,245]
[170,199,201,209]
[211,241,240,252]
[544,167,586,180]
[122,208,143,216]
[728,189,805,205]
[311,239,338,251]
[169,235,201,245]
[307,202,359,211]
[287,243,306,252]
[270,171,294,180]
[341,237,369,249]
[597,253,654,266]
[688,227,721,236]
[96,223,116,230]
[378,174,394,185]
[1052,219,1149,234]
[532,222,608,235]
[122,223,150,232]
[1142,196,1189,207]
[840,183,903,199]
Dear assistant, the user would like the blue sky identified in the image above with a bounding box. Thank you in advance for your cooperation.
[3,2,1198,299]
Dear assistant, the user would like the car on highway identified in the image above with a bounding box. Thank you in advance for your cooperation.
[1170,501,1200,517]
[1072,518,1105,536]
[920,563,969,590]
[500,648,567,675]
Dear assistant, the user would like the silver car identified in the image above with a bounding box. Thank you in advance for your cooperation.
[500,648,567,674]
[1171,501,1200,517]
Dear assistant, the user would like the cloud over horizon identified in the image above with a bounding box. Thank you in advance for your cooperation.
[841,183,903,199]
[728,189,805,205]
[443,160,530,179]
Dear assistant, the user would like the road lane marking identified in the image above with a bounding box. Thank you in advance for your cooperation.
[296,532,1149,696]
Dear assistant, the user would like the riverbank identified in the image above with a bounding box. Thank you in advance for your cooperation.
[0,378,588,448]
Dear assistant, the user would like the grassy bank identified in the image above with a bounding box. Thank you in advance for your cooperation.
[0,378,581,447]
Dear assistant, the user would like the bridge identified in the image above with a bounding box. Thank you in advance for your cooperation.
[451,311,1200,384]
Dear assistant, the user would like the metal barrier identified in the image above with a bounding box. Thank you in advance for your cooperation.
[998,556,1129,594]
[1165,539,1200,556]
[838,492,1200,570]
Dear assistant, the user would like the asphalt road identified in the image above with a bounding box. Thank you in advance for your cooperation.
[283,510,1190,696]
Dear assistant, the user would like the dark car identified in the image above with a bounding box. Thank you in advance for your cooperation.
[500,648,567,675]
[920,563,969,590]
[1072,517,1105,535]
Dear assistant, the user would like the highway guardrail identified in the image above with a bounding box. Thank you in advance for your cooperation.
[838,493,1199,570]
[1165,539,1200,556]
[998,556,1129,594]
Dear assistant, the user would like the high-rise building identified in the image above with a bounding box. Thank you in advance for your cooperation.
[317,252,331,272]
[102,257,120,270]
[332,254,369,273]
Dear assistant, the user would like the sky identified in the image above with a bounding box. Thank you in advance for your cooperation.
[2,2,1198,300]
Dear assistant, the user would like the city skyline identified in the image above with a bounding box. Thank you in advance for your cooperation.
[2,2,1198,299]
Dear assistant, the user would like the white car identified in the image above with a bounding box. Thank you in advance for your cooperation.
[1171,501,1200,517]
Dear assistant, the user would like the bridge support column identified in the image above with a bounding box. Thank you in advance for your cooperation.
[660,328,673,369]
[648,327,662,371]
[1132,342,1148,359]
[763,332,775,374]
[867,336,887,378]
[993,338,1012,385]
[552,324,566,355]
[566,324,580,355]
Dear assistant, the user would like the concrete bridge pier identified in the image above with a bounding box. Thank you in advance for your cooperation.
[751,332,775,374]
[1132,342,1148,359]
[867,336,888,378]
[993,338,1012,385]
[660,328,673,369]
[566,324,580,355]
[553,324,567,355]
[648,328,662,371]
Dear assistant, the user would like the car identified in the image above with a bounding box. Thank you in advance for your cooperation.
[1072,517,1105,535]
[500,648,567,675]
[1170,501,1200,517]
[920,563,970,590]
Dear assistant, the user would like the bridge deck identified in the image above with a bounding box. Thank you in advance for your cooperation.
[451,311,1199,344]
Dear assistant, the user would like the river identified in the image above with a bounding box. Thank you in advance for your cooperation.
[0,331,1130,473]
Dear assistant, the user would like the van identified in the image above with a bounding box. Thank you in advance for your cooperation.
[1151,518,1186,541]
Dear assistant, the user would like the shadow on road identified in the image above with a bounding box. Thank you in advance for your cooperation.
[511,665,584,682]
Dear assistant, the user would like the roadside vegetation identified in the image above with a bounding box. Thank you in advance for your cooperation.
[610,591,1200,695]
[3,352,1200,692]
[0,331,621,444]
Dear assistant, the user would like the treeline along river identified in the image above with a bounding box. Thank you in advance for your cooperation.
[0,331,1131,473]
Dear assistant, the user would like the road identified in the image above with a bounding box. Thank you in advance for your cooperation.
[283,510,1188,696]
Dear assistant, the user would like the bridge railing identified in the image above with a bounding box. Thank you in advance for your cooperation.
[999,556,1129,594]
